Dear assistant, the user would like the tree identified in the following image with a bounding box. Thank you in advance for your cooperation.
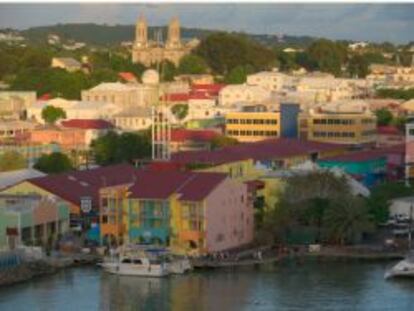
[376,88,414,101]
[210,135,239,150]
[260,171,374,245]
[34,152,73,174]
[324,197,374,245]
[195,32,275,74]
[171,104,189,121]
[306,39,348,76]
[348,54,369,78]
[178,54,208,74]
[91,130,151,166]
[224,65,252,84]
[375,108,393,126]
[41,105,66,125]
[0,151,26,172]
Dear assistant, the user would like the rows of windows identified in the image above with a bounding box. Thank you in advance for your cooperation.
[227,130,278,136]
[313,118,376,125]
[227,118,278,125]
[313,131,356,138]
[313,119,355,125]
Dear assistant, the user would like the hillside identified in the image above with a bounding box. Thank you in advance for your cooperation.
[14,23,318,48]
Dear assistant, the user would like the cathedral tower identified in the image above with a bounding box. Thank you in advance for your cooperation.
[166,17,181,49]
[135,15,148,48]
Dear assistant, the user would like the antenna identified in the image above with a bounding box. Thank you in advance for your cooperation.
[151,28,171,161]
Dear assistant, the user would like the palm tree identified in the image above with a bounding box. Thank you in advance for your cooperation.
[323,196,374,245]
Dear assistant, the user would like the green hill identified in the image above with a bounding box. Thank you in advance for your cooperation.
[15,23,317,48]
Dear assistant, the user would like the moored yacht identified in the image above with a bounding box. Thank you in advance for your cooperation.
[385,252,414,279]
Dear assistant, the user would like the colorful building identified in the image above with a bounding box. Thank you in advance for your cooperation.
[1,164,138,239]
[98,170,254,256]
[377,126,404,148]
[317,150,390,187]
[299,101,377,145]
[225,103,300,142]
[170,129,220,152]
[170,138,349,180]
[0,194,70,249]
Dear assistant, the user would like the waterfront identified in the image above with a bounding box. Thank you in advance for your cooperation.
[1,261,414,310]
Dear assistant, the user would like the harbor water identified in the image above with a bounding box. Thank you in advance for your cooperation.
[1,260,414,310]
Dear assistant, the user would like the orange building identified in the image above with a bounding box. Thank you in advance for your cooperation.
[30,127,87,151]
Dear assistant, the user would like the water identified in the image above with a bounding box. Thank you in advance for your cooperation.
[1,261,414,311]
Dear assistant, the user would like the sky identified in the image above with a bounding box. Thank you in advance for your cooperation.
[0,3,413,43]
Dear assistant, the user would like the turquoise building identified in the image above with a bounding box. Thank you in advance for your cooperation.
[317,151,387,187]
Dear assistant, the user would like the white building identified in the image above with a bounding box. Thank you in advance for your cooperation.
[219,84,271,107]
[247,71,287,92]
[114,107,152,132]
[27,98,121,123]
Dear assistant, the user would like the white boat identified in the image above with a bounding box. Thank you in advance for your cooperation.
[100,255,169,277]
[99,244,192,277]
[385,253,414,279]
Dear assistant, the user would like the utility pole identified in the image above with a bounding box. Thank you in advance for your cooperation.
[409,203,413,251]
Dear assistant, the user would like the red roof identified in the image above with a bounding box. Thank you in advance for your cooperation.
[192,84,225,92]
[171,129,219,143]
[320,144,405,163]
[128,170,227,201]
[188,92,214,100]
[161,93,189,102]
[377,126,403,136]
[28,164,138,208]
[61,119,114,130]
[118,72,137,82]
[171,138,345,166]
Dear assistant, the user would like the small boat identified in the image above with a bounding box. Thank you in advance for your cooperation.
[100,255,169,277]
[385,253,414,280]
[99,244,192,277]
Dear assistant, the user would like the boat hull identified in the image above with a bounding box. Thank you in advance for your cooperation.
[101,262,168,277]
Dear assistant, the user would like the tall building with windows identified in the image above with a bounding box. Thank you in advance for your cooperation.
[299,101,377,145]
[131,16,198,66]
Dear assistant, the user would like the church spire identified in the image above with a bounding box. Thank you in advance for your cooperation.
[135,14,148,48]
[166,16,181,49]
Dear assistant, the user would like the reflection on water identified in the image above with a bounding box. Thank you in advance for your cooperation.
[2,261,414,310]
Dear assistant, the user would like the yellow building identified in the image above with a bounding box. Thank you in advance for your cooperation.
[299,102,377,145]
[225,110,280,142]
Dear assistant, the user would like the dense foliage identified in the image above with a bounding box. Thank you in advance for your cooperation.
[34,152,73,174]
[41,105,66,124]
[195,32,276,75]
[375,108,393,126]
[376,88,414,101]
[171,104,189,121]
[91,130,151,166]
[178,54,208,75]
[259,171,374,245]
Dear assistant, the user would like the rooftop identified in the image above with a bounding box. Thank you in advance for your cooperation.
[171,129,219,143]
[319,144,405,163]
[0,169,46,191]
[128,170,227,201]
[27,164,138,208]
[61,119,114,130]
[171,138,345,166]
